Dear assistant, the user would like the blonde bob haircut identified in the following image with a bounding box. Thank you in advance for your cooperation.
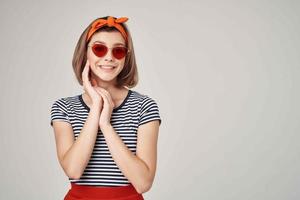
[72,16,138,89]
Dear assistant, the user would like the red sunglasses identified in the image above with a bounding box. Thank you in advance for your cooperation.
[88,43,130,60]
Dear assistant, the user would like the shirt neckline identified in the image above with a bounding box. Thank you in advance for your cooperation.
[78,89,132,112]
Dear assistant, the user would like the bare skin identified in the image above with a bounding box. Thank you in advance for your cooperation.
[82,60,129,109]
[52,31,160,194]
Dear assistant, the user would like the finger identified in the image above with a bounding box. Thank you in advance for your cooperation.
[82,60,89,82]
[99,89,108,101]
[100,88,114,108]
[94,87,103,97]
[83,60,89,75]
[101,90,114,109]
[93,86,103,100]
[85,59,90,69]
[101,89,112,101]
[98,88,110,104]
[97,90,108,106]
[83,61,93,88]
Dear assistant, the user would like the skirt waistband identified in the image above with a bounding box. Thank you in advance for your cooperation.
[64,183,144,200]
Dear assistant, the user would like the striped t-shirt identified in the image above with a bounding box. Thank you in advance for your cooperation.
[50,89,162,187]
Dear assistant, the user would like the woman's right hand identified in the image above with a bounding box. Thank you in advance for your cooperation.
[82,59,103,109]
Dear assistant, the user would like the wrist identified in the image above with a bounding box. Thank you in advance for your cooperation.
[100,123,113,133]
[90,104,101,112]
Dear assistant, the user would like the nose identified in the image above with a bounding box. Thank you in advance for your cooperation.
[104,48,114,61]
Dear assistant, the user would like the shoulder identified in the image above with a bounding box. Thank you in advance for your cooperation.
[130,90,161,113]
[130,90,159,105]
[50,94,81,126]
[51,94,80,109]
[130,90,162,126]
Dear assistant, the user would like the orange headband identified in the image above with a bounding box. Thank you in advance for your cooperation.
[86,16,129,44]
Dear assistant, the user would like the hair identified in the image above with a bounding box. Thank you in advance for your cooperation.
[72,16,138,89]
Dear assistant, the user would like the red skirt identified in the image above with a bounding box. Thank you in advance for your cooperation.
[64,183,144,200]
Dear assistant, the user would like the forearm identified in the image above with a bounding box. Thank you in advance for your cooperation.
[62,105,101,179]
[101,125,151,193]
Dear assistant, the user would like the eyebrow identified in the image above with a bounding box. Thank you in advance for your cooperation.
[92,41,126,46]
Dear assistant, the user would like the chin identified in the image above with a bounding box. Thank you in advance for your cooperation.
[97,74,114,80]
[96,74,117,83]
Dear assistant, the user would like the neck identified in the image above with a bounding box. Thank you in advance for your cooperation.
[91,73,122,95]
[83,76,127,105]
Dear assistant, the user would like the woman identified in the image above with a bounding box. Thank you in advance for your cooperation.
[50,16,162,200]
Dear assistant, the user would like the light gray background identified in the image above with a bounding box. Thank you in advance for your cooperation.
[0,0,299,199]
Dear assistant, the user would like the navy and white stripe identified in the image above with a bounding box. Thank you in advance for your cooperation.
[50,89,161,187]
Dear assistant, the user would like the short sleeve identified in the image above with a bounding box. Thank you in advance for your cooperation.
[138,97,162,127]
[50,98,71,126]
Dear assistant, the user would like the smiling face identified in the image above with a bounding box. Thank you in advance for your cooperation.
[87,31,127,86]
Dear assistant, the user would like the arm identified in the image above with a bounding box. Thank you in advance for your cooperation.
[52,105,101,179]
[101,120,160,194]
[52,59,105,179]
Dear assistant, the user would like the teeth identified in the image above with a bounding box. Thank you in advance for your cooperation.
[100,65,115,69]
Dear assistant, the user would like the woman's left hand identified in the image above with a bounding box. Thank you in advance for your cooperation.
[95,87,115,131]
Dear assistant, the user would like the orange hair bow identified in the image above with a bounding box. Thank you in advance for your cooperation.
[86,16,129,43]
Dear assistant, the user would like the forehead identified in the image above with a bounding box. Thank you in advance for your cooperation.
[89,31,126,46]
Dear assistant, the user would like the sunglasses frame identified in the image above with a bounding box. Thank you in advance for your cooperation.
[87,43,130,59]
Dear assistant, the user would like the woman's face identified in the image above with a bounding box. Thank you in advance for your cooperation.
[87,31,127,84]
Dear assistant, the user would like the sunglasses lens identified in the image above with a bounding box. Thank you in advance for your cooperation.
[112,47,127,59]
[92,44,107,57]
[91,44,128,59]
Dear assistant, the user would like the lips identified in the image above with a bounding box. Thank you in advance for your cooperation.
[98,64,117,68]
[97,65,117,72]
[101,65,116,69]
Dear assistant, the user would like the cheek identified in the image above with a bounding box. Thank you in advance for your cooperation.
[117,61,125,70]
[86,50,92,61]
[87,49,94,60]
[87,51,101,65]
[119,58,126,66]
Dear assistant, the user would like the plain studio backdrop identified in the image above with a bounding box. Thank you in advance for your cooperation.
[0,0,299,199]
